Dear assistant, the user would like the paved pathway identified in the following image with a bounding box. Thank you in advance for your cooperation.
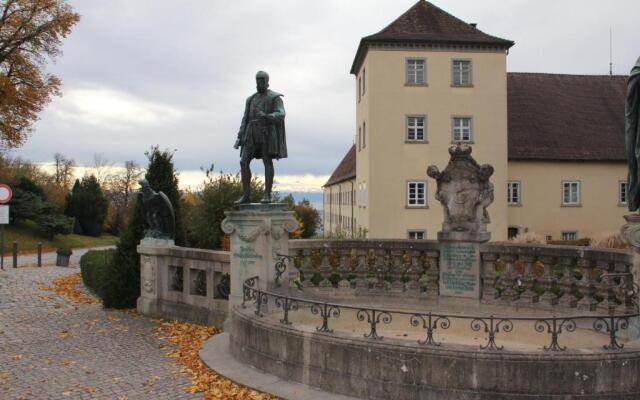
[0,263,199,399]
[1,246,116,269]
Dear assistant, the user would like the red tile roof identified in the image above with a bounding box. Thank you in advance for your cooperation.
[351,0,513,74]
[325,73,628,187]
[323,145,356,187]
[508,73,627,161]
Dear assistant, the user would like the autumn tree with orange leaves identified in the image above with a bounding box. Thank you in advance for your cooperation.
[0,0,80,149]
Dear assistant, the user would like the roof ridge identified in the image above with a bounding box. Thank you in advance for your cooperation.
[371,0,424,37]
[508,71,627,78]
[323,144,356,187]
[351,1,513,75]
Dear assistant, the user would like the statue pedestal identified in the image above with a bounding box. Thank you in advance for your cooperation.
[221,203,297,310]
[438,231,489,300]
[621,214,640,339]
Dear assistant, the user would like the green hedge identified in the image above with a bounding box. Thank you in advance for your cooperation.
[80,249,115,296]
[79,247,140,309]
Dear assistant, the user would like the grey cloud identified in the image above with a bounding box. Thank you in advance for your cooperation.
[12,0,640,184]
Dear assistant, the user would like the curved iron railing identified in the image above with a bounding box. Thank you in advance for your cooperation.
[242,276,639,353]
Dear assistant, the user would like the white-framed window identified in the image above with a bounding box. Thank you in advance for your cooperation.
[545,235,552,242]
[619,181,628,205]
[406,116,426,141]
[357,127,361,151]
[406,58,426,85]
[561,231,578,241]
[507,181,521,205]
[408,230,426,240]
[358,77,361,102]
[362,121,366,149]
[562,181,581,205]
[362,68,366,95]
[452,59,472,86]
[359,182,367,207]
[407,181,426,207]
[452,117,472,142]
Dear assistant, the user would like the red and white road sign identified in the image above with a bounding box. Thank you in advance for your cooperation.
[0,184,12,204]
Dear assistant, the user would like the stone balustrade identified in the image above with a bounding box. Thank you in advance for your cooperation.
[137,240,231,326]
[288,239,637,313]
[289,239,441,298]
[481,243,637,314]
[135,238,637,326]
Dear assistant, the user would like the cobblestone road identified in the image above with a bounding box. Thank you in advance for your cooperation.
[0,266,200,400]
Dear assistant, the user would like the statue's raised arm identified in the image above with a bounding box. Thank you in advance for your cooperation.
[626,57,640,212]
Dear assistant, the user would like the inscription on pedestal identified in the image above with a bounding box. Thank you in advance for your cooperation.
[233,245,263,264]
[440,242,480,298]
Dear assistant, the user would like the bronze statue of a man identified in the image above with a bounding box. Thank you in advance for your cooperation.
[233,71,287,204]
[626,57,640,211]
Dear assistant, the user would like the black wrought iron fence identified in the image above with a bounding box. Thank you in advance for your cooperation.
[242,275,639,353]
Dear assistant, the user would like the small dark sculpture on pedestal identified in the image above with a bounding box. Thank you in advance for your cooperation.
[427,144,494,238]
[233,70,287,204]
[138,179,175,240]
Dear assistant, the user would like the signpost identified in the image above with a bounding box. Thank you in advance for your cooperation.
[0,184,13,270]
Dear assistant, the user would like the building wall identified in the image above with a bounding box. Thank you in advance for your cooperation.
[507,161,628,240]
[357,47,509,240]
[323,179,357,237]
[355,56,371,236]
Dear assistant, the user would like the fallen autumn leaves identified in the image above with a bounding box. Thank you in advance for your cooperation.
[158,321,277,400]
[40,273,99,305]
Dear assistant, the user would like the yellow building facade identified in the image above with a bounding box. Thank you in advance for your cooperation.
[323,0,628,242]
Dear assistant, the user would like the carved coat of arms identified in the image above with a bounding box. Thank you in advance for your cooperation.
[427,144,494,234]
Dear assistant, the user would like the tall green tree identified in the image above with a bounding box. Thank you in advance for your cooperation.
[100,199,144,308]
[144,146,184,245]
[65,175,108,237]
[97,146,183,308]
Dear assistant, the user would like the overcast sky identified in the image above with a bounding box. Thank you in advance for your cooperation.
[8,0,640,191]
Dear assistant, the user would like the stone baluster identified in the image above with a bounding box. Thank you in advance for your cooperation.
[516,255,537,305]
[426,251,440,298]
[499,253,517,304]
[596,262,617,314]
[576,259,597,311]
[480,252,498,304]
[538,255,558,306]
[319,248,332,283]
[557,257,576,308]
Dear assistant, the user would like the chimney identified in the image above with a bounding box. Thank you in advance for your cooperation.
[470,23,477,28]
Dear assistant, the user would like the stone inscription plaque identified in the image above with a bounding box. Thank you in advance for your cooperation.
[439,242,480,299]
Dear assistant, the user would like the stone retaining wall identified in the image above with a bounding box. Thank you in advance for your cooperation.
[230,307,640,400]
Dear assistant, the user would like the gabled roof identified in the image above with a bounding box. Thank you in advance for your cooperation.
[351,0,514,74]
[323,145,356,187]
[508,73,627,161]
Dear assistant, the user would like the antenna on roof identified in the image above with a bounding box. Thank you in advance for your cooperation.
[609,26,613,76]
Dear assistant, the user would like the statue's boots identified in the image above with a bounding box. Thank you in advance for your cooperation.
[235,165,252,204]
[234,195,251,204]
[260,192,272,203]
